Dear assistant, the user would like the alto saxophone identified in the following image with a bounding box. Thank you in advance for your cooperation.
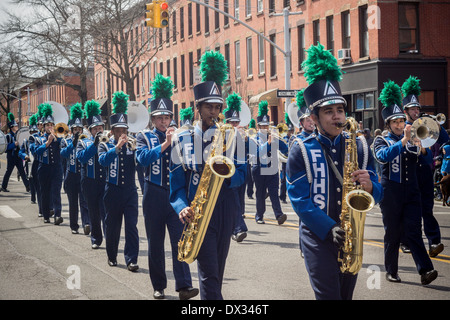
[337,117,375,275]
[178,119,236,264]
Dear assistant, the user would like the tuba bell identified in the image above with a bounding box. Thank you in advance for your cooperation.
[127,101,150,133]
[54,122,69,138]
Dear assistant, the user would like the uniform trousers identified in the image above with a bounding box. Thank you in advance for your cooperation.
[82,177,106,246]
[65,171,89,231]
[196,187,236,300]
[417,164,441,247]
[380,181,434,276]
[300,224,357,300]
[2,154,29,190]
[143,181,193,291]
[38,163,62,220]
[233,186,248,235]
[103,184,139,265]
[31,160,42,214]
[252,167,283,222]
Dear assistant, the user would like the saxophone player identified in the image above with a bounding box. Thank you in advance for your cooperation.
[169,51,246,300]
[372,80,438,286]
[286,44,382,300]
[136,74,198,300]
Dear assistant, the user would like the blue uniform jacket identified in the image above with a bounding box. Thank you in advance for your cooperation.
[76,137,106,181]
[373,132,428,185]
[60,137,81,174]
[248,131,288,174]
[169,123,247,215]
[136,128,171,189]
[98,138,136,187]
[32,133,63,165]
[286,132,382,241]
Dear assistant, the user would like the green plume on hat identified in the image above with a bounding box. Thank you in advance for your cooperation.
[84,100,102,118]
[41,103,53,117]
[70,102,83,120]
[151,73,174,100]
[296,89,306,109]
[379,80,403,108]
[224,92,242,112]
[285,112,291,125]
[401,76,421,97]
[200,50,228,87]
[112,91,129,114]
[180,106,194,121]
[302,43,343,85]
[29,114,38,126]
[36,104,44,119]
[7,112,15,122]
[258,100,269,116]
[249,118,256,129]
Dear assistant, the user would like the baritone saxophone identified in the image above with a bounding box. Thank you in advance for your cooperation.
[337,117,374,275]
[177,119,236,264]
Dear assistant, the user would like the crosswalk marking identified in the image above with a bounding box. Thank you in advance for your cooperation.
[0,205,22,219]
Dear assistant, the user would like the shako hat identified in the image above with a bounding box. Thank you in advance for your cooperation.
[7,112,17,128]
[379,80,405,122]
[41,103,54,124]
[401,76,421,109]
[69,103,84,128]
[256,100,270,125]
[194,51,228,105]
[84,100,104,129]
[180,106,195,127]
[110,91,129,128]
[150,73,174,116]
[223,92,242,122]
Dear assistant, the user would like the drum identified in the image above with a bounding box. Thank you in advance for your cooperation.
[0,131,7,154]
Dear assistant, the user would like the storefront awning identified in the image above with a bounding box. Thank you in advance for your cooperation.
[248,88,279,107]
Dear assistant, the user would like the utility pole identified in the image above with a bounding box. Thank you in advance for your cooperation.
[188,1,302,91]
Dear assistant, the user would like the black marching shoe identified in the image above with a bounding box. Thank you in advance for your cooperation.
[277,213,287,225]
[179,287,199,300]
[1,187,10,192]
[429,243,444,257]
[127,263,139,272]
[108,259,117,267]
[54,217,63,225]
[153,290,165,299]
[421,270,438,285]
[386,273,401,283]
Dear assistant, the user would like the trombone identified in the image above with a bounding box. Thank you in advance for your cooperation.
[410,113,446,149]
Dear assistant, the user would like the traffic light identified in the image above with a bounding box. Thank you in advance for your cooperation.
[145,2,156,28]
[145,1,169,28]
[160,2,169,28]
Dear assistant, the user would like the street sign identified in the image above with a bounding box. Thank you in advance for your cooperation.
[277,89,298,98]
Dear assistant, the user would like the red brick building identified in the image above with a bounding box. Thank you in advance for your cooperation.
[1,69,95,129]
[94,0,450,131]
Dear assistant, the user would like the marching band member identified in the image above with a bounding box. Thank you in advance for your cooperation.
[373,80,438,285]
[1,112,30,193]
[98,91,139,271]
[223,93,248,243]
[61,103,89,235]
[76,100,107,249]
[33,104,64,224]
[250,100,288,225]
[286,44,382,299]
[401,76,446,257]
[279,113,294,204]
[18,114,39,204]
[169,51,246,300]
[136,74,198,300]
[246,119,256,199]
[296,89,316,140]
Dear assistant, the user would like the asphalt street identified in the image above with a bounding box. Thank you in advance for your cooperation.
[1,153,450,302]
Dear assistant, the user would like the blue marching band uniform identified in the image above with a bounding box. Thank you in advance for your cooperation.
[3,47,446,300]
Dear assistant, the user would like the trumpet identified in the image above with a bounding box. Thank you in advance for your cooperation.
[127,135,137,151]
[97,130,110,144]
[269,123,289,139]
[54,122,69,138]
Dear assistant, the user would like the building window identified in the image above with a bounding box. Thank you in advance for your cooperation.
[173,57,177,89]
[172,11,177,41]
[341,10,351,49]
[359,5,369,57]
[313,20,320,45]
[224,0,229,25]
[234,0,240,20]
[196,3,201,33]
[246,37,253,77]
[205,0,210,34]
[398,2,419,53]
[224,43,230,80]
[258,35,265,74]
[166,59,171,77]
[189,52,194,86]
[180,7,184,39]
[235,40,241,79]
[181,54,185,88]
[326,15,334,56]
[269,0,275,14]
[245,0,251,17]
[269,34,276,77]
[188,3,192,37]
[215,0,220,30]
[257,0,263,13]
[297,25,305,70]
[283,0,289,8]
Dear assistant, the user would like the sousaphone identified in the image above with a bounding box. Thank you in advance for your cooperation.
[127,101,150,133]
[238,100,251,127]
[47,101,69,124]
